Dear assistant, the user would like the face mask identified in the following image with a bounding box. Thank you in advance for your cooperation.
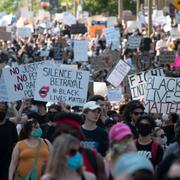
[31,105,38,112]
[0,112,6,121]
[138,123,152,136]
[32,128,42,138]
[67,152,83,170]
[157,136,167,145]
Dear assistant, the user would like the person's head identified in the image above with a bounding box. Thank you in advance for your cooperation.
[83,101,101,123]
[109,123,136,160]
[53,112,84,141]
[46,134,83,178]
[154,127,167,147]
[19,119,42,140]
[136,115,156,137]
[114,152,154,180]
[0,102,8,121]
[124,100,145,123]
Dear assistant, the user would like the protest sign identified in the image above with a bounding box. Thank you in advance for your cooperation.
[93,82,107,97]
[40,50,49,57]
[106,16,118,27]
[0,74,8,101]
[159,51,176,64]
[107,88,122,102]
[175,13,180,24]
[144,100,180,114]
[88,25,105,37]
[73,40,88,61]
[107,60,131,87]
[2,61,46,101]
[128,68,164,100]
[127,36,142,49]
[171,28,180,39]
[0,30,11,41]
[104,27,120,50]
[145,76,180,103]
[127,21,141,32]
[16,27,32,38]
[70,24,87,34]
[34,65,90,106]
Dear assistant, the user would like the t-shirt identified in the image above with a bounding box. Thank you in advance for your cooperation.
[81,126,109,156]
[136,140,163,166]
[0,120,18,179]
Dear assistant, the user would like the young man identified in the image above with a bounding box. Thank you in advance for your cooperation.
[81,101,109,157]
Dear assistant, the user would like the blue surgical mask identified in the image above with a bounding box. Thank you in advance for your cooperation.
[32,128,42,138]
[67,152,83,170]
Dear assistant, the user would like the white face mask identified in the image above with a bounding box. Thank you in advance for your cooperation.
[30,105,38,112]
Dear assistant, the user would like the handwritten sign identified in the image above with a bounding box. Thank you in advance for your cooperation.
[127,36,142,49]
[2,61,46,101]
[107,60,131,87]
[73,40,88,61]
[34,65,90,106]
[16,27,32,38]
[128,68,164,100]
[159,51,176,64]
[145,76,180,103]
[107,88,122,102]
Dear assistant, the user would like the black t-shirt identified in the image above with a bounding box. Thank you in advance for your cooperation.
[80,126,109,156]
[0,120,18,179]
[136,140,163,166]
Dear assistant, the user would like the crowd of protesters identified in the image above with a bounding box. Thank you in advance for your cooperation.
[0,6,180,180]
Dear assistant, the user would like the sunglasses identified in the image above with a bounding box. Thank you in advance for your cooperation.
[133,111,144,116]
[67,147,83,157]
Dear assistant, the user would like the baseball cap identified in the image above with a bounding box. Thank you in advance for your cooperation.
[114,152,154,177]
[83,101,101,111]
[109,123,133,141]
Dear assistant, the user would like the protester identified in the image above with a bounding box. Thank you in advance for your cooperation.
[9,119,52,180]
[42,134,96,180]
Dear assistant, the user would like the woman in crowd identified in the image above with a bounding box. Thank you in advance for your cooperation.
[42,134,96,180]
[9,119,52,180]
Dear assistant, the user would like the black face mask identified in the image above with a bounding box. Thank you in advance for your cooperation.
[138,123,152,136]
[0,112,6,121]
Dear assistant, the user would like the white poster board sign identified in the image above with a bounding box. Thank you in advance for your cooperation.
[107,60,131,87]
[93,82,107,97]
[34,65,90,106]
[128,68,164,100]
[74,40,88,61]
[16,27,32,38]
[2,61,46,101]
[127,36,142,49]
[145,76,180,103]
[127,21,141,32]
[107,88,122,102]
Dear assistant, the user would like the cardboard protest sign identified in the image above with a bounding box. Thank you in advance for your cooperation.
[53,41,66,61]
[107,60,131,87]
[70,24,87,34]
[0,30,11,41]
[107,88,122,102]
[0,74,8,101]
[145,76,180,103]
[127,36,142,49]
[93,82,107,97]
[104,27,120,50]
[73,40,88,62]
[34,65,90,106]
[16,27,32,38]
[144,100,180,114]
[2,61,46,101]
[159,51,176,64]
[128,68,164,100]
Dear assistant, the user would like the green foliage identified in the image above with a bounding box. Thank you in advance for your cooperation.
[0,0,19,13]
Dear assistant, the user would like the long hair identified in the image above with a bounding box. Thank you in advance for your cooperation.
[45,134,81,179]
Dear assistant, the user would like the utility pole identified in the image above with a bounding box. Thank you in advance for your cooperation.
[148,0,152,37]
[118,0,123,23]
[137,0,141,17]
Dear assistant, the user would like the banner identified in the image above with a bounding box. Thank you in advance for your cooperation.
[159,51,176,64]
[128,68,164,100]
[2,61,46,101]
[127,36,142,49]
[73,40,88,61]
[107,60,131,87]
[34,65,90,106]
[107,88,122,102]
[145,76,180,103]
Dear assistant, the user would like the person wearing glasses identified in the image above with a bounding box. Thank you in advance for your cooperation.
[81,101,109,157]
[42,134,96,180]
[135,115,163,167]
[124,100,145,138]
